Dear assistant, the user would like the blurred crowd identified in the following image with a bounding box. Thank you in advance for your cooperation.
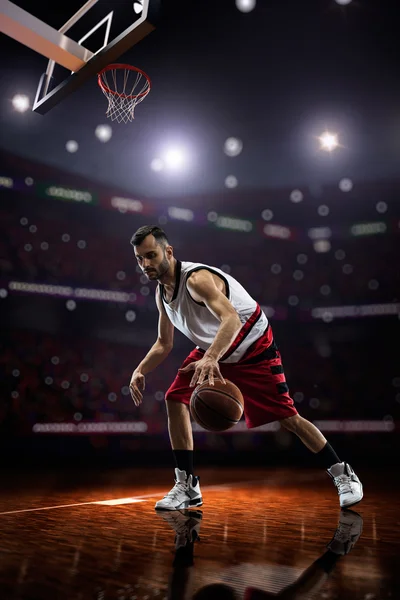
[0,330,173,434]
[1,188,399,440]
[1,328,397,435]
[1,199,399,309]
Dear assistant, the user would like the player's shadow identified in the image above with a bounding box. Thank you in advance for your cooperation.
[156,508,363,600]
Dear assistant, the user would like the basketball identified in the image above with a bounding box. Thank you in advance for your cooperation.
[190,379,244,432]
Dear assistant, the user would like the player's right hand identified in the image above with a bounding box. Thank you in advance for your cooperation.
[129,371,145,406]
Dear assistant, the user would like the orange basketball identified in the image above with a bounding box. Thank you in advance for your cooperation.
[190,379,244,432]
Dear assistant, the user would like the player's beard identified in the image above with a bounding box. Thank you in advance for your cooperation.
[146,250,170,281]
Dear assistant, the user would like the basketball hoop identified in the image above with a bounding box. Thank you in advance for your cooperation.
[97,64,151,124]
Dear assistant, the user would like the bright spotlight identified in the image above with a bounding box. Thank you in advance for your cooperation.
[95,124,112,142]
[236,0,256,13]
[151,158,164,172]
[12,94,30,112]
[335,0,352,5]
[319,132,338,152]
[164,148,185,169]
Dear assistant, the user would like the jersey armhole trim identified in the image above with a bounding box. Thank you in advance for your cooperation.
[185,267,230,307]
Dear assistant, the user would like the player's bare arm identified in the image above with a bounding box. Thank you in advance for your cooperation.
[130,286,174,406]
[179,269,242,387]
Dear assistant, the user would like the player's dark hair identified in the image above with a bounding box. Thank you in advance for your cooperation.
[130,225,169,248]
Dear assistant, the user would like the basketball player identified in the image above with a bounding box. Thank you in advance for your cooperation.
[129,226,363,511]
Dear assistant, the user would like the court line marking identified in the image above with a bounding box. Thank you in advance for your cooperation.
[94,498,145,506]
[0,480,261,516]
[0,498,146,515]
[0,473,319,516]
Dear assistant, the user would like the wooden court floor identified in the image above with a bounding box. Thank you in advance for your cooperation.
[0,467,398,599]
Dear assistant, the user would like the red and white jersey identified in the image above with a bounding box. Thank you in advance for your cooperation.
[159,260,268,364]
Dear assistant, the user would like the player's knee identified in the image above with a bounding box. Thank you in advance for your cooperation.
[166,398,189,418]
[280,414,302,433]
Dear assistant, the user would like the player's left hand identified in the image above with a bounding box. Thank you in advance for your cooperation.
[179,356,226,388]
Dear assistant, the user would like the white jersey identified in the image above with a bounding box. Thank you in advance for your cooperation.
[159,261,269,364]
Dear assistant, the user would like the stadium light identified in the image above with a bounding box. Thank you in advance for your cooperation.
[12,94,30,112]
[225,175,238,189]
[95,124,112,142]
[319,132,339,152]
[224,137,243,157]
[339,178,353,192]
[164,148,186,170]
[236,0,257,13]
[66,140,79,153]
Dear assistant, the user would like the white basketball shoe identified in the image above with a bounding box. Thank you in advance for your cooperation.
[327,509,363,555]
[327,462,363,508]
[155,468,203,511]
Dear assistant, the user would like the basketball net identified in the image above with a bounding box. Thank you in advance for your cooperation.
[98,65,151,124]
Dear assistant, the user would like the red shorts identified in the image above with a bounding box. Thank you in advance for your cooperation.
[165,325,298,429]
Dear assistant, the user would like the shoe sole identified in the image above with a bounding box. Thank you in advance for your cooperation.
[155,498,203,512]
[342,497,363,509]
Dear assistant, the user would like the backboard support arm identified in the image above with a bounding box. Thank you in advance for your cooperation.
[0,0,158,115]
[0,1,93,71]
